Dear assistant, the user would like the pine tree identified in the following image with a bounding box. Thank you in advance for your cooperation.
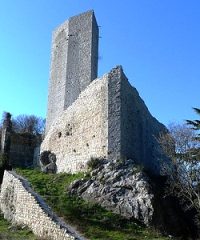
[186,108,200,131]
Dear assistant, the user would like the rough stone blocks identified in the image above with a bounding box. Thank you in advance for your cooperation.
[43,10,168,176]
[0,171,83,240]
[42,66,168,175]
[46,10,99,133]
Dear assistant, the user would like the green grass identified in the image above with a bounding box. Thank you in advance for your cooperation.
[0,213,38,240]
[15,168,170,240]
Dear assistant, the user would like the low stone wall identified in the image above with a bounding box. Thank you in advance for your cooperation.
[0,170,85,240]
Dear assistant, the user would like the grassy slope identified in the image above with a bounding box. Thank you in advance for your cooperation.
[0,213,38,240]
[15,168,170,240]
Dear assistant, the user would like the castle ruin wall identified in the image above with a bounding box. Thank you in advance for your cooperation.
[107,67,122,160]
[120,69,168,174]
[46,20,69,135]
[42,66,168,175]
[41,74,108,173]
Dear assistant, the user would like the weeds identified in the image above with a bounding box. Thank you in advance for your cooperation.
[87,157,103,170]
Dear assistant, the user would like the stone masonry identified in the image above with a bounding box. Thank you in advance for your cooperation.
[0,112,42,168]
[42,72,108,173]
[43,10,169,175]
[1,112,12,156]
[0,170,85,240]
[46,10,99,133]
[42,66,168,175]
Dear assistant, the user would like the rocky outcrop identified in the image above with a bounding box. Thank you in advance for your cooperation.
[69,159,154,225]
[69,158,199,239]
[40,151,57,173]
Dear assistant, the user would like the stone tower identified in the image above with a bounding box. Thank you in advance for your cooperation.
[46,10,99,133]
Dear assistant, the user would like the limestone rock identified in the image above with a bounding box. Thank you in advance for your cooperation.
[40,151,57,173]
[68,159,154,225]
[68,158,199,238]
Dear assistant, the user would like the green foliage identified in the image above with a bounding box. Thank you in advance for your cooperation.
[15,168,170,240]
[186,108,200,131]
[186,107,200,155]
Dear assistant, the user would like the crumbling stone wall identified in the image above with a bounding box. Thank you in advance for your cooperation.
[42,66,167,175]
[9,133,41,168]
[107,67,122,160]
[46,10,99,133]
[0,113,42,168]
[42,74,108,173]
[1,112,12,157]
[0,170,85,240]
[43,9,169,176]
[120,69,168,173]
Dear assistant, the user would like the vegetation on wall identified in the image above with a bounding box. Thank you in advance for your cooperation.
[87,157,104,170]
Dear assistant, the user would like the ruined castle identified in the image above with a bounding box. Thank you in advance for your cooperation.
[41,10,167,175]
[0,11,197,240]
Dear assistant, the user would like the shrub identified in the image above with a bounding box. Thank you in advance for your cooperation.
[87,157,103,170]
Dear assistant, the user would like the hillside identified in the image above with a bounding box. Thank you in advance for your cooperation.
[15,168,170,240]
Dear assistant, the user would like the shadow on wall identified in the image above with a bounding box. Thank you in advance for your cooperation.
[10,133,42,168]
[0,153,12,184]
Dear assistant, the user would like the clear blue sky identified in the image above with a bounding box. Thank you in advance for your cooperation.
[0,0,199,126]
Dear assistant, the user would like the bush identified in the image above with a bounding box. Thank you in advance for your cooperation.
[87,157,103,170]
